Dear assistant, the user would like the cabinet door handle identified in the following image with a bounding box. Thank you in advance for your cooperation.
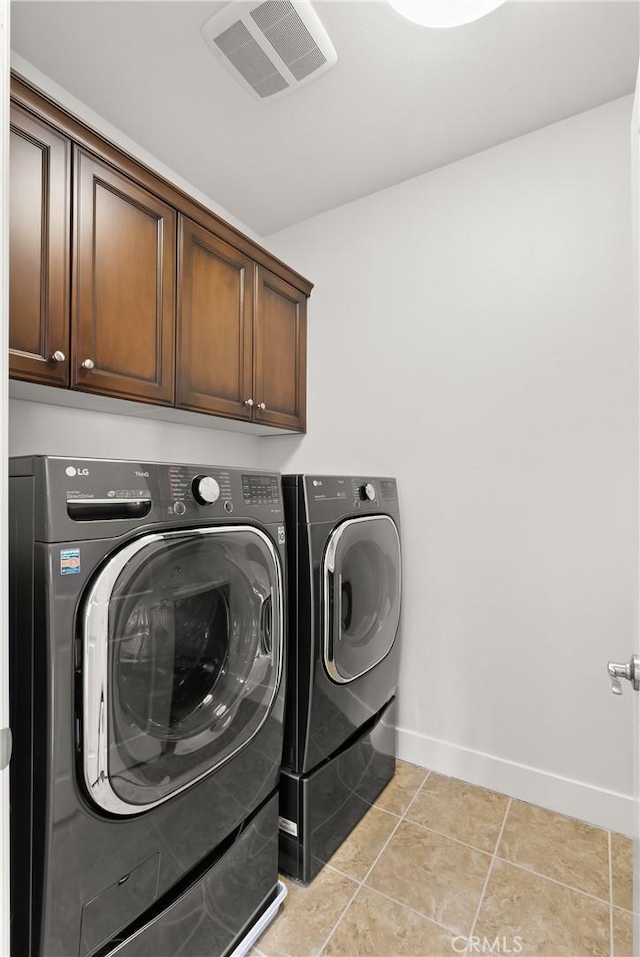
[81,358,95,371]
[51,351,66,363]
[244,398,254,407]
[257,402,266,411]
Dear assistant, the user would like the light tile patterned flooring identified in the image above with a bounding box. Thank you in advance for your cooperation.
[255,760,634,957]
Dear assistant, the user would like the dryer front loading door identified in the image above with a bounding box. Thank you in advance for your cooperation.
[82,525,283,815]
[323,515,401,684]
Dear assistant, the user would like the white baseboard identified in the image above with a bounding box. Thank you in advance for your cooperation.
[397,725,634,836]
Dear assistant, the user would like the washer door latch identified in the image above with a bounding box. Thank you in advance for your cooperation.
[0,728,12,771]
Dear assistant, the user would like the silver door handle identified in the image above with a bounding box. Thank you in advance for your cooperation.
[259,590,274,660]
[335,573,343,644]
[51,350,66,363]
[326,570,342,665]
[257,402,266,411]
[244,398,254,407]
[81,358,95,370]
[607,656,640,695]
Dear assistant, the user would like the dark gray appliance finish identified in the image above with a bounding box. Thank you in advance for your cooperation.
[107,795,279,957]
[9,456,287,957]
[279,475,401,884]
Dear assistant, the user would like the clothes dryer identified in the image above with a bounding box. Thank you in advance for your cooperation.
[9,456,287,957]
[279,475,401,884]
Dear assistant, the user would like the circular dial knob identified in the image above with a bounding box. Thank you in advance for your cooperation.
[192,475,221,505]
[360,482,376,502]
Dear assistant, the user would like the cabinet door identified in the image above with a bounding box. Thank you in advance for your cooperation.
[254,266,307,432]
[177,217,254,419]
[9,105,71,386]
[72,149,176,405]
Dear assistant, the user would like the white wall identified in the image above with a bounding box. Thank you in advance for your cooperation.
[8,399,262,467]
[263,96,637,834]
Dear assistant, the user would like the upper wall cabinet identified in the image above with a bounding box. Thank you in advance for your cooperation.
[9,75,313,433]
[9,104,71,387]
[177,216,254,420]
[177,218,308,432]
[254,267,307,432]
[73,149,176,405]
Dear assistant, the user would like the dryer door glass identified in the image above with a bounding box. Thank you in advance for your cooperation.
[323,515,401,683]
[82,526,283,814]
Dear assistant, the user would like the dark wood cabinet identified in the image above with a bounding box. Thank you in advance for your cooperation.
[254,267,307,431]
[9,104,71,387]
[72,149,176,405]
[177,216,254,419]
[177,221,308,431]
[9,75,312,432]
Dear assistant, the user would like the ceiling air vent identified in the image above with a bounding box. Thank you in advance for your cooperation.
[201,1,337,100]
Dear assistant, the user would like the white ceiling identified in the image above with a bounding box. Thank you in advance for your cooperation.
[10,1,640,236]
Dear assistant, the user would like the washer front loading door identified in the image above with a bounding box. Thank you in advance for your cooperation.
[323,515,401,684]
[82,526,283,815]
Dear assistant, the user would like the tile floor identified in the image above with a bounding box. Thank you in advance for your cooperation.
[255,760,634,957]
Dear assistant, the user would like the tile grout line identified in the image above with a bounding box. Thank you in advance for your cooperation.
[401,811,505,858]
[259,767,429,955]
[316,769,431,955]
[383,782,614,906]
[324,770,433,888]
[609,830,614,957]
[400,796,613,907]
[465,797,512,955]
[493,852,613,907]
[358,881,460,935]
[313,878,361,957]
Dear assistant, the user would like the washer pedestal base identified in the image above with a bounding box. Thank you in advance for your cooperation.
[109,793,280,957]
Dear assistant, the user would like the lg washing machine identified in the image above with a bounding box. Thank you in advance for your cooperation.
[9,456,287,957]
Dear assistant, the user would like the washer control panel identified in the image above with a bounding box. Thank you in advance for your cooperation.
[242,473,280,505]
[192,474,221,505]
[157,463,283,522]
[160,464,232,518]
[26,457,285,541]
[360,482,376,501]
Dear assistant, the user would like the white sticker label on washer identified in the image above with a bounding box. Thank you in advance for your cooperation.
[278,816,298,837]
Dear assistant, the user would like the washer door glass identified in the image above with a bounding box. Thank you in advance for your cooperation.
[323,515,401,683]
[82,526,282,815]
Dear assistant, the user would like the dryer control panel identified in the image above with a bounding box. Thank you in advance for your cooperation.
[293,475,399,524]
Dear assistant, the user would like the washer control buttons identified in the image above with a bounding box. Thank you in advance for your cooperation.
[173,501,187,516]
[360,482,376,501]
[192,475,221,505]
[224,500,234,513]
